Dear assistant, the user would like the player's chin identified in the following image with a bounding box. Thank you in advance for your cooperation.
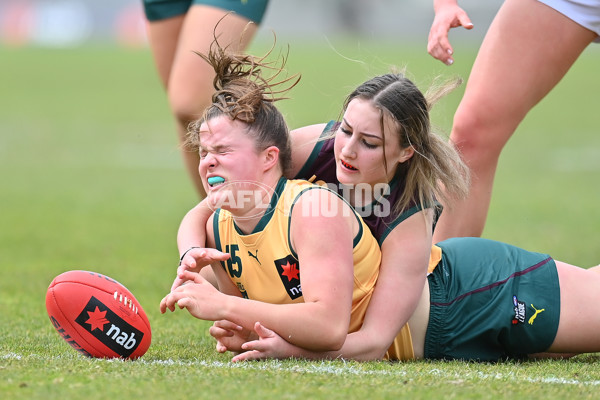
[336,172,362,187]
[206,190,227,209]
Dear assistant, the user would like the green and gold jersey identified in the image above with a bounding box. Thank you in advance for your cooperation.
[213,177,415,360]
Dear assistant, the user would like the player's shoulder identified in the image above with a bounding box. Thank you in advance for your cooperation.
[289,122,333,177]
[287,180,353,221]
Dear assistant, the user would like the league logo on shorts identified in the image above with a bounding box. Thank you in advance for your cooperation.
[512,295,526,325]
[274,254,302,300]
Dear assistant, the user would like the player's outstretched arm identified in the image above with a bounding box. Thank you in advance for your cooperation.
[428,0,473,65]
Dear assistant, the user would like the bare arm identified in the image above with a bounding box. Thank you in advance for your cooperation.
[428,0,474,65]
[330,210,433,360]
[233,210,434,361]
[177,200,212,253]
[162,190,358,352]
[171,199,214,291]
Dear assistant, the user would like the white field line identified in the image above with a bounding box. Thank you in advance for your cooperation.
[3,352,600,386]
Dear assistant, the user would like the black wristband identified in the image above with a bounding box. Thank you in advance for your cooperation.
[179,246,202,265]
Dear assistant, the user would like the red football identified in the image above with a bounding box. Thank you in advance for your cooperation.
[46,270,151,359]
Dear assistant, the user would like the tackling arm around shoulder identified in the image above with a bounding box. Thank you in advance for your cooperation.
[428,0,474,65]
[233,211,434,362]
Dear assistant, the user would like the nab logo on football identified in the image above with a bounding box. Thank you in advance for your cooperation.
[75,296,144,358]
[274,255,302,300]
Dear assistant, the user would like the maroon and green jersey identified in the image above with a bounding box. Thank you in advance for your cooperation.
[294,121,440,244]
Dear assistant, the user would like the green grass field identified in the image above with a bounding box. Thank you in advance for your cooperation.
[1,37,600,399]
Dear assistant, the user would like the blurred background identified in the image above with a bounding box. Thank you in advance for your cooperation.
[0,0,503,47]
[1,0,599,267]
[1,0,599,324]
[1,1,599,382]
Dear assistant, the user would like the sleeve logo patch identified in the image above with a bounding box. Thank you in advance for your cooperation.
[274,255,302,300]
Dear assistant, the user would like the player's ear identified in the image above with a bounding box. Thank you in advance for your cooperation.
[262,146,280,172]
[398,146,414,164]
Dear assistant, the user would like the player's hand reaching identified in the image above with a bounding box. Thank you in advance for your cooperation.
[160,270,225,320]
[427,1,473,65]
[232,322,304,362]
[172,247,230,291]
[210,320,256,353]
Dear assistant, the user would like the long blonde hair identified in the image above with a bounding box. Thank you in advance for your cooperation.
[340,73,470,218]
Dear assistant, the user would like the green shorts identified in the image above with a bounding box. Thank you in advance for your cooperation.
[143,0,270,23]
[425,237,560,361]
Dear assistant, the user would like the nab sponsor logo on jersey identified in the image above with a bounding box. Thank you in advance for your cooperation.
[75,296,144,358]
[274,254,302,300]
